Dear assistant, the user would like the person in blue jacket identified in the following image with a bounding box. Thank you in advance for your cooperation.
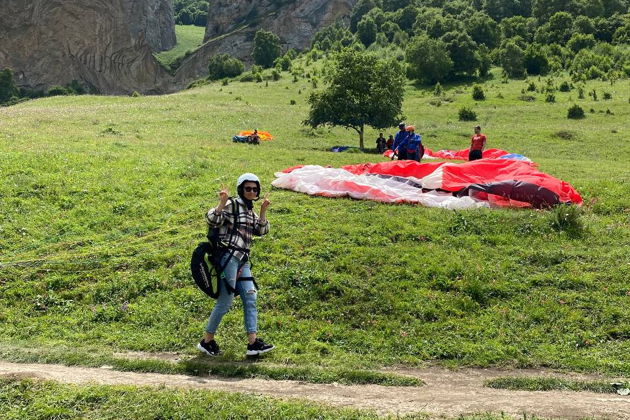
[405,126,424,162]
[392,123,409,160]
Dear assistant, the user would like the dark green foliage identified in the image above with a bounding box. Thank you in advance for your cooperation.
[472,84,486,100]
[441,31,481,77]
[350,0,381,32]
[47,86,71,96]
[433,82,443,96]
[535,12,574,45]
[304,50,405,149]
[545,93,556,102]
[357,16,378,46]
[567,103,585,119]
[207,54,245,80]
[466,12,502,49]
[524,44,550,75]
[603,91,613,100]
[567,33,597,53]
[613,21,630,44]
[458,106,477,121]
[559,81,572,92]
[500,40,526,78]
[274,55,292,71]
[252,30,282,68]
[500,16,537,42]
[0,68,18,104]
[174,0,208,27]
[406,35,453,84]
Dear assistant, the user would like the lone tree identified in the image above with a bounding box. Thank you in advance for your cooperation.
[304,50,405,150]
[252,30,282,68]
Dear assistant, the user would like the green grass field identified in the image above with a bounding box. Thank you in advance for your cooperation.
[154,25,206,69]
[1,60,630,393]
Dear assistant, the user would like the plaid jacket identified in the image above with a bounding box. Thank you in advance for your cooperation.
[206,197,269,261]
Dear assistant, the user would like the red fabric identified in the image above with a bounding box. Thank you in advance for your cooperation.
[440,159,583,205]
[282,165,306,173]
[342,160,447,179]
[424,147,508,161]
[470,134,487,151]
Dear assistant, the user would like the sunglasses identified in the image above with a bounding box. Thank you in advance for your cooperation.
[244,187,259,193]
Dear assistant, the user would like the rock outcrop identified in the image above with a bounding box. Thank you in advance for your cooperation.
[123,0,176,52]
[0,0,173,94]
[174,0,356,87]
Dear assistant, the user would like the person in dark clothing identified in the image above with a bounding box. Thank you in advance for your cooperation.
[392,123,409,160]
[405,126,424,162]
[376,133,387,154]
[386,135,394,150]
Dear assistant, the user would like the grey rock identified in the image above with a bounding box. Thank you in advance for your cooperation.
[123,0,176,52]
[0,0,172,94]
[174,0,356,87]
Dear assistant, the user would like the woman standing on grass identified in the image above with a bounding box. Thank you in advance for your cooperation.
[197,173,274,357]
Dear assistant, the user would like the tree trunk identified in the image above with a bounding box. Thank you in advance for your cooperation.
[359,125,364,150]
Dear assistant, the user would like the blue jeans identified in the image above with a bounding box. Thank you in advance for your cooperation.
[205,253,257,334]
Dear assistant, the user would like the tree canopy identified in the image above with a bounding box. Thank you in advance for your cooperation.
[304,50,405,150]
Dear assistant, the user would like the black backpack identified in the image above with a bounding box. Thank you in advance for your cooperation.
[190,198,240,299]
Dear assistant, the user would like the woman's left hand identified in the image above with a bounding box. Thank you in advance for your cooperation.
[261,193,271,211]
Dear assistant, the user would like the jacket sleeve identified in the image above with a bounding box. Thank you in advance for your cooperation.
[206,199,233,228]
[253,212,270,236]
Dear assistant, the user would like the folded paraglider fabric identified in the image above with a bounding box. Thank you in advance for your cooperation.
[238,130,273,141]
[273,159,582,209]
[383,148,531,162]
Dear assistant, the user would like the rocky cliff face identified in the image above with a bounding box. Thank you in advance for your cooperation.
[123,0,176,52]
[174,0,356,87]
[0,0,173,94]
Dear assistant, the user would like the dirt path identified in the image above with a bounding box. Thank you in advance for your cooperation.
[1,361,629,419]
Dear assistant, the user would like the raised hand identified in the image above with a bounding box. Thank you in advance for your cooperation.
[260,192,271,212]
[218,184,229,208]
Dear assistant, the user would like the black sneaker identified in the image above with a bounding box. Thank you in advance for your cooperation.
[197,339,220,356]
[246,338,274,356]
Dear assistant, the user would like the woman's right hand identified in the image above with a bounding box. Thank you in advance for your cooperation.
[218,184,229,208]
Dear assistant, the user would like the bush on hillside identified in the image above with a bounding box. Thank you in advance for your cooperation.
[252,30,282,68]
[47,86,71,96]
[208,54,244,80]
[567,104,585,119]
[472,85,485,100]
[458,107,477,121]
[0,68,18,104]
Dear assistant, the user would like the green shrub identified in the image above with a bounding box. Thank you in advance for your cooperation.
[207,54,244,80]
[130,91,141,97]
[290,99,296,105]
[458,107,477,121]
[527,82,537,92]
[559,81,571,92]
[567,104,585,119]
[545,94,556,103]
[271,70,281,81]
[0,68,19,104]
[433,82,443,96]
[239,73,255,82]
[47,86,71,96]
[603,92,612,100]
[472,85,485,101]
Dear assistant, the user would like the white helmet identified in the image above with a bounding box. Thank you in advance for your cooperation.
[236,173,260,189]
[236,173,261,200]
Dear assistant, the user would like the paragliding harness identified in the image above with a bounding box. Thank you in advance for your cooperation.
[190,198,257,299]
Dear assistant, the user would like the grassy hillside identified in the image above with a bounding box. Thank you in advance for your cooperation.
[1,63,629,380]
[154,25,206,69]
